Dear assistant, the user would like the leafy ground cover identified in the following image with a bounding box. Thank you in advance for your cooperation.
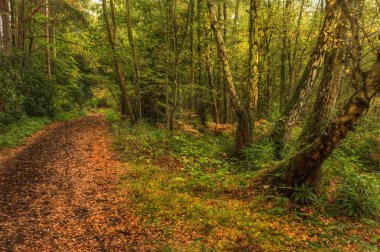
[104,109,380,251]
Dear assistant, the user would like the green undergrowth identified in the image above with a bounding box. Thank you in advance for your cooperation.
[0,109,86,149]
[105,109,379,251]
[0,116,51,149]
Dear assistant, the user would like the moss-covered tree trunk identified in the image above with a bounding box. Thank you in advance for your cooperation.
[207,0,260,155]
[270,0,341,156]
[299,15,349,144]
[275,0,380,187]
[277,52,380,187]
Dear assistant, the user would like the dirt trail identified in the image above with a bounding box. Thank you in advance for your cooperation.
[0,115,144,251]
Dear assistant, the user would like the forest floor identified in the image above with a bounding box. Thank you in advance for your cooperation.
[0,114,152,251]
[0,113,378,251]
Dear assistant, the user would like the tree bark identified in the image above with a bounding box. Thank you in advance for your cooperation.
[275,0,378,187]
[125,0,142,120]
[207,0,256,155]
[271,0,341,156]
[102,0,135,123]
[277,50,380,187]
[248,0,259,114]
[299,15,349,144]
[206,0,243,116]
[43,0,51,78]
[206,43,219,124]
[0,0,11,52]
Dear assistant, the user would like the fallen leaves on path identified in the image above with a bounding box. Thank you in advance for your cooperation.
[0,115,151,251]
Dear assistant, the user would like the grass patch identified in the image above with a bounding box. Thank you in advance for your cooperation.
[53,109,86,121]
[0,116,51,149]
[0,109,86,149]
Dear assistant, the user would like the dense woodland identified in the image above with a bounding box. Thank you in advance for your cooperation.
[0,0,379,250]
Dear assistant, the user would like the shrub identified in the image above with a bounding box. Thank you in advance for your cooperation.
[0,54,25,127]
[334,172,379,218]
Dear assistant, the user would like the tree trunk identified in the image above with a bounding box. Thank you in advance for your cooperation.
[189,0,195,111]
[299,15,349,144]
[234,0,260,154]
[289,0,305,98]
[206,0,243,116]
[125,0,142,120]
[102,0,135,123]
[43,0,51,78]
[0,0,11,52]
[271,0,341,156]
[277,51,380,187]
[248,0,259,114]
[207,0,253,155]
[275,0,378,187]
[206,43,219,124]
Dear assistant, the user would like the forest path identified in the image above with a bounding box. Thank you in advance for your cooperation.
[0,115,143,251]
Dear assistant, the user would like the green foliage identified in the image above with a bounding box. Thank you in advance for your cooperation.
[242,139,276,169]
[20,57,56,117]
[334,172,379,219]
[103,108,120,123]
[0,52,91,127]
[54,109,86,121]
[0,116,51,149]
[290,184,319,204]
[112,120,378,251]
[0,54,26,126]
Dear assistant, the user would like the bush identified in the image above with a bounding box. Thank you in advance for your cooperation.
[334,172,379,218]
[21,62,56,117]
[0,54,25,127]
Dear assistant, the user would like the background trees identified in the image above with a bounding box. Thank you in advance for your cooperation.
[1,0,379,192]
[1,0,98,128]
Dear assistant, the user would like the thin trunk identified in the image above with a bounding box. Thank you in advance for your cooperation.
[280,46,287,113]
[167,0,191,129]
[9,0,14,48]
[222,2,229,123]
[189,0,195,111]
[197,0,205,126]
[102,0,135,123]
[125,0,142,120]
[207,0,253,155]
[0,0,11,52]
[43,0,51,78]
[206,0,243,116]
[248,0,259,112]
[206,43,219,124]
[258,0,272,119]
[17,0,25,51]
[289,0,305,97]
[233,0,239,25]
